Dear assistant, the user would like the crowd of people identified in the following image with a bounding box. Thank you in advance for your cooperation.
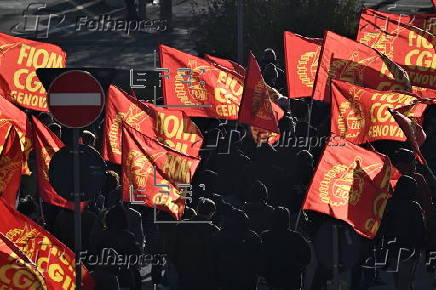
[14,48,436,290]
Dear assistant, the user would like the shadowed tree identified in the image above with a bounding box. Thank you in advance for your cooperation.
[191,0,361,65]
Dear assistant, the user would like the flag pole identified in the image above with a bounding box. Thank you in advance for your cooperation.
[73,128,82,289]
[295,75,319,231]
[38,197,46,227]
[294,209,302,231]
[305,56,327,153]
[306,94,315,152]
[295,37,329,231]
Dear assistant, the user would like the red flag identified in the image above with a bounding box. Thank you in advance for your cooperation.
[0,198,94,289]
[102,85,203,164]
[202,55,282,145]
[0,96,32,174]
[121,123,200,219]
[284,31,323,98]
[31,116,86,210]
[203,54,246,78]
[159,44,243,119]
[357,15,436,90]
[0,33,66,111]
[358,9,435,37]
[313,31,411,103]
[302,138,392,238]
[412,86,436,98]
[0,127,22,207]
[239,52,284,133]
[0,233,47,289]
[330,80,425,144]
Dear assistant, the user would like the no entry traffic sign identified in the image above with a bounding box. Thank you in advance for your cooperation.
[48,70,105,128]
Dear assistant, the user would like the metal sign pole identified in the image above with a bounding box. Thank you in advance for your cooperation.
[73,128,82,289]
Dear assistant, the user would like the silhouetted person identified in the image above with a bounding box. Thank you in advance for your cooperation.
[52,205,98,253]
[391,148,436,272]
[210,194,235,228]
[103,170,145,251]
[290,99,317,141]
[242,180,275,235]
[103,170,120,200]
[93,205,142,289]
[171,198,220,290]
[261,207,311,290]
[391,148,434,220]
[381,175,425,290]
[278,113,296,137]
[288,150,314,213]
[213,208,261,290]
[81,130,96,148]
[261,48,286,93]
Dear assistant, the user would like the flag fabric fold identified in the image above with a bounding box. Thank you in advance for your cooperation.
[302,138,392,238]
[238,52,284,134]
[121,123,201,220]
[31,116,86,210]
[284,31,323,98]
[358,9,435,39]
[357,15,436,90]
[0,95,32,175]
[330,79,426,144]
[0,126,22,207]
[0,232,47,290]
[412,86,436,99]
[102,85,203,164]
[0,33,66,111]
[313,31,411,103]
[0,198,94,289]
[203,54,246,79]
[159,44,243,119]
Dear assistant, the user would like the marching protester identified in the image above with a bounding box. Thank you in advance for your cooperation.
[81,130,97,148]
[92,204,142,289]
[170,197,220,290]
[242,180,275,235]
[381,175,427,290]
[213,208,262,290]
[261,48,287,94]
[260,207,312,290]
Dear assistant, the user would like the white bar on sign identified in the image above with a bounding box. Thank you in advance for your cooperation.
[49,93,101,106]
